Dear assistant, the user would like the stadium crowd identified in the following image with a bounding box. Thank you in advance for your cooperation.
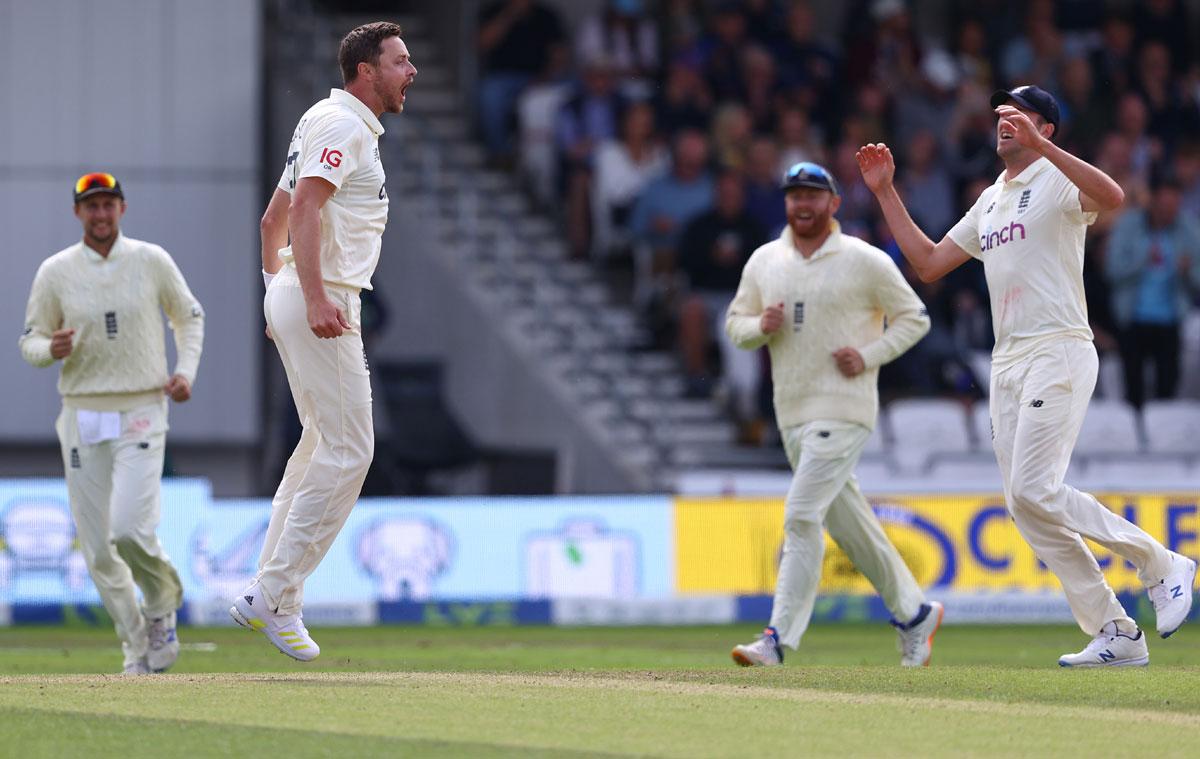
[477,0,1200,444]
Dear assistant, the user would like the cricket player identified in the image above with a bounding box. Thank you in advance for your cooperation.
[19,172,204,675]
[229,22,416,660]
[727,162,943,668]
[857,85,1196,667]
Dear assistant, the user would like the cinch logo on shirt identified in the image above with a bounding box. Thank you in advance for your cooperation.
[980,220,1027,252]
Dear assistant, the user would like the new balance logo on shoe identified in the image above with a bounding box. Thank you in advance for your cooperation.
[1098,649,1116,663]
[1173,585,1184,599]
[244,595,254,606]
[1030,400,1044,408]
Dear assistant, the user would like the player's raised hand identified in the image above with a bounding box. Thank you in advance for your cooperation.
[307,296,351,339]
[50,328,75,359]
[994,105,1048,151]
[833,347,865,378]
[761,302,786,334]
[856,144,895,195]
[163,374,192,402]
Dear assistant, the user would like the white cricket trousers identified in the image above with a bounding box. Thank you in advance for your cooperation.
[55,400,182,666]
[769,420,925,649]
[258,265,374,615]
[990,338,1173,636]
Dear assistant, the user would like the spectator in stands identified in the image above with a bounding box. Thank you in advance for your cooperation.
[740,44,782,132]
[1105,173,1200,407]
[700,1,750,102]
[898,129,955,238]
[628,129,715,314]
[574,0,659,100]
[1000,0,1063,91]
[1057,55,1112,160]
[677,170,767,420]
[946,83,1001,186]
[774,106,825,174]
[556,53,628,259]
[591,101,669,261]
[1133,41,1200,150]
[1090,13,1137,97]
[654,61,713,134]
[1133,0,1192,74]
[709,101,753,171]
[1114,92,1159,182]
[952,18,994,91]
[744,136,787,237]
[477,0,567,163]
[774,0,841,134]
[1177,142,1200,220]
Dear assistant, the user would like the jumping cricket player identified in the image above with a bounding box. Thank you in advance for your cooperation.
[727,162,943,668]
[229,22,416,660]
[20,172,204,675]
[858,85,1196,667]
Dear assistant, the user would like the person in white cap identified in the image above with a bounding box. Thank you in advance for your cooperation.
[19,172,204,675]
[229,21,416,661]
[858,85,1196,667]
[727,161,941,668]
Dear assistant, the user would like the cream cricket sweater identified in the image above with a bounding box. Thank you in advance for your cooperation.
[725,223,930,430]
[20,234,205,411]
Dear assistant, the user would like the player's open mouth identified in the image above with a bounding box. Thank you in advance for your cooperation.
[999,130,1014,141]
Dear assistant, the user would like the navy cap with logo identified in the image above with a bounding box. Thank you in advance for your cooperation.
[781,161,840,196]
[73,172,124,203]
[990,85,1061,134]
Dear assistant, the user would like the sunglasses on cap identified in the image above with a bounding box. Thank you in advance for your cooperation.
[74,172,123,202]
[781,162,840,196]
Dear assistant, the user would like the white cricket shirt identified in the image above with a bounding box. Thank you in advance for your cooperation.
[276,88,388,290]
[947,157,1097,370]
[20,234,205,411]
[726,222,931,430]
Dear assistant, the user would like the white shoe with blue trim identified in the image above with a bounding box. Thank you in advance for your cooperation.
[1058,622,1149,668]
[1148,552,1197,639]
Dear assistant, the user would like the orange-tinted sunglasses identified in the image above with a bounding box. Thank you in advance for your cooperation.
[74,172,118,195]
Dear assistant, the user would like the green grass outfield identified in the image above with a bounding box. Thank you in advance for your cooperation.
[2,623,1199,757]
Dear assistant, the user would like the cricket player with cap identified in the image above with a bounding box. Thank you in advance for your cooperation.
[858,85,1196,667]
[727,162,943,668]
[20,172,204,675]
[229,22,416,660]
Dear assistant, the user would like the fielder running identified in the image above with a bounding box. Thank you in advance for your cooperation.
[857,85,1196,667]
[230,22,416,660]
[727,162,942,668]
[19,172,204,675]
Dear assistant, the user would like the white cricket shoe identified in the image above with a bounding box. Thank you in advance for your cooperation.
[146,611,180,673]
[229,583,320,662]
[122,657,151,676]
[1058,622,1149,668]
[893,601,944,667]
[731,627,783,667]
[1147,552,1197,639]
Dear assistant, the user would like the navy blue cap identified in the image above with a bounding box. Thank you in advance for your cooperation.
[781,161,840,196]
[991,85,1060,133]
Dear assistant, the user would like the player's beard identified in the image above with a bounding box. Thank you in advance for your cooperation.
[85,222,117,246]
[788,207,832,241]
[377,79,405,114]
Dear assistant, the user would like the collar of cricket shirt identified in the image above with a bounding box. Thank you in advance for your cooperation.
[1001,156,1051,187]
[81,233,125,262]
[330,88,385,137]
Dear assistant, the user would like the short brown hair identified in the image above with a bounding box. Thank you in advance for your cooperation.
[338,22,404,85]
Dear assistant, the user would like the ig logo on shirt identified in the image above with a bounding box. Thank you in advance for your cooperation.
[319,148,343,168]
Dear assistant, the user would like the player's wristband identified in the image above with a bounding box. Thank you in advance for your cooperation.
[263,269,275,288]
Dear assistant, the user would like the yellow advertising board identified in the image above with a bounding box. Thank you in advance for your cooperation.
[674,494,1200,595]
